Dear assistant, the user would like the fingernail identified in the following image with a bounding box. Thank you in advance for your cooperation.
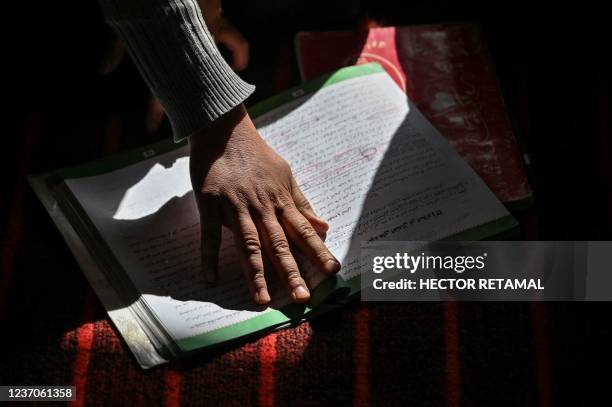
[324,259,341,273]
[255,288,271,304]
[292,286,310,302]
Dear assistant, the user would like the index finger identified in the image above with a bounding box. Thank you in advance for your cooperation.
[280,205,341,275]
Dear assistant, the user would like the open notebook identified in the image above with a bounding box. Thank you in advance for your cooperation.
[30,64,517,368]
[295,24,533,206]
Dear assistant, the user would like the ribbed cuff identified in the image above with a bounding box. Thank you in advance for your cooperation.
[99,0,255,142]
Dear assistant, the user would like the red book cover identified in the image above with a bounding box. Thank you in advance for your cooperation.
[295,23,532,204]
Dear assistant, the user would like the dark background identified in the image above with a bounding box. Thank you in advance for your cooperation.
[2,0,611,405]
[6,0,611,238]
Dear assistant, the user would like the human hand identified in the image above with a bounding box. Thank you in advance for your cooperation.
[189,105,341,305]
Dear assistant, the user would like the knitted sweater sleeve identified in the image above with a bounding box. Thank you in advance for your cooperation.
[98,0,255,141]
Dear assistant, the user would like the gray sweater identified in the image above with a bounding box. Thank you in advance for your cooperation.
[99,0,255,141]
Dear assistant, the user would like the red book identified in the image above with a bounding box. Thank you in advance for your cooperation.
[295,23,532,205]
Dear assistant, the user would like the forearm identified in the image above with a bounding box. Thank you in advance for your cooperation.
[98,0,254,141]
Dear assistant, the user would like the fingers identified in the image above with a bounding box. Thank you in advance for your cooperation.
[215,22,249,71]
[280,205,341,275]
[197,179,333,305]
[290,178,329,234]
[99,31,126,74]
[256,213,310,303]
[199,202,222,284]
[146,97,166,134]
[226,208,270,305]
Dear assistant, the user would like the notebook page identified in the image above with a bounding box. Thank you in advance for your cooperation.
[253,71,510,281]
[65,68,510,343]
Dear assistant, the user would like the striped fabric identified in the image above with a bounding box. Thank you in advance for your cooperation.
[2,32,603,407]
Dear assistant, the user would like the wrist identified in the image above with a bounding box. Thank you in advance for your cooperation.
[189,104,261,155]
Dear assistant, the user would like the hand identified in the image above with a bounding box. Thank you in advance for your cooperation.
[100,0,250,133]
[189,105,341,305]
[199,0,249,72]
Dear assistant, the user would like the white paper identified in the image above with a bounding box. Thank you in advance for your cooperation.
[66,71,509,342]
